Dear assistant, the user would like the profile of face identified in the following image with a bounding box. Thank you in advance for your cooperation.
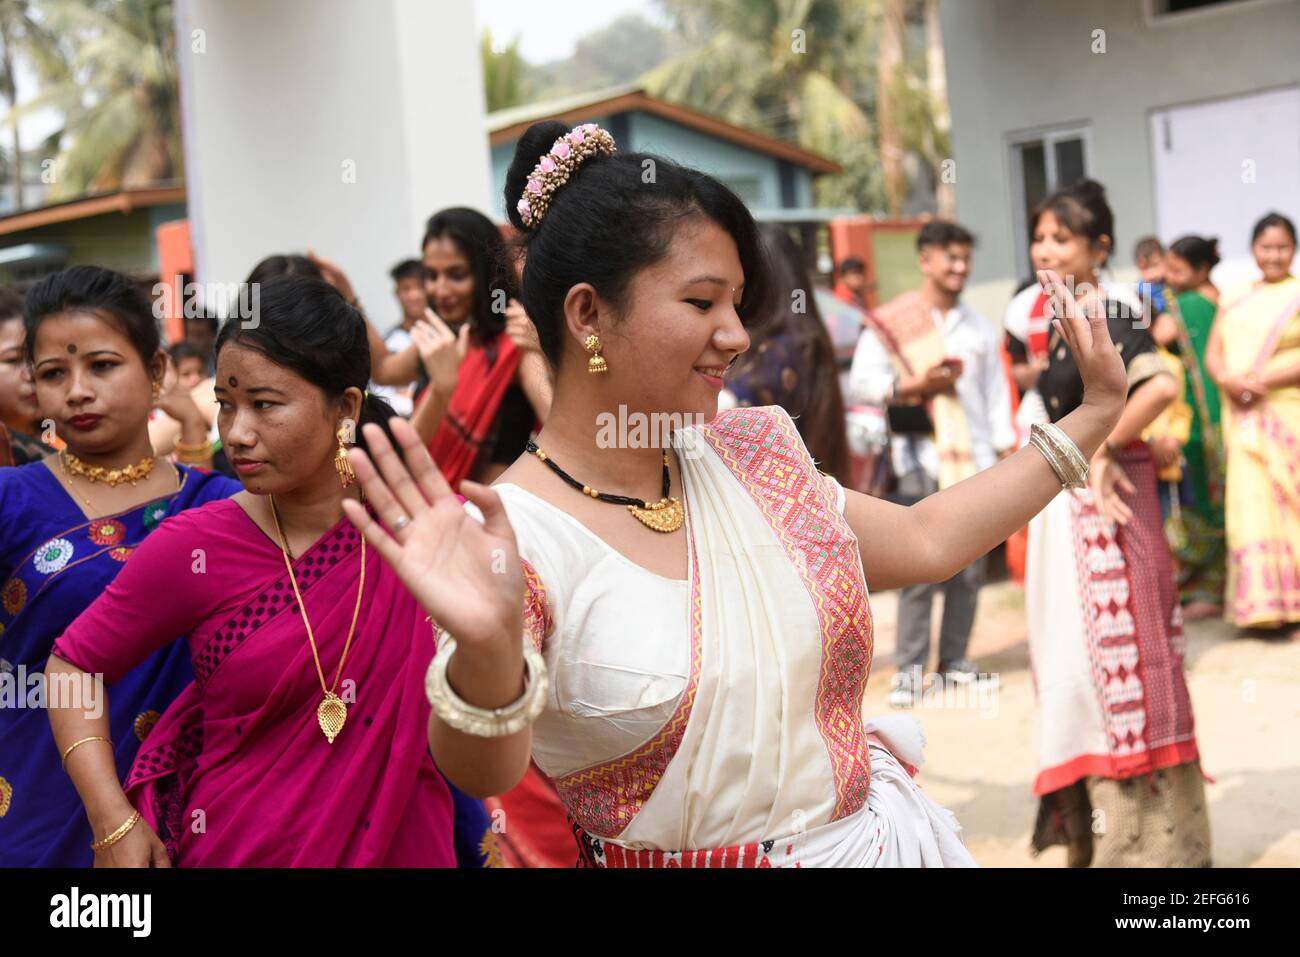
[176,356,207,392]
[1031,210,1107,287]
[583,216,749,423]
[31,311,159,456]
[0,316,40,431]
[1137,253,1165,284]
[1162,251,1207,294]
[394,276,427,323]
[214,342,357,495]
[1253,225,1296,283]
[423,236,476,327]
[919,242,972,296]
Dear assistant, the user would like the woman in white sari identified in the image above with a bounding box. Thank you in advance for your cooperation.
[339,122,1129,867]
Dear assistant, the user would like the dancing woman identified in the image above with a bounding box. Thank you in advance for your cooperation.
[1010,180,1209,867]
[1,267,237,865]
[339,122,1130,867]
[47,276,474,866]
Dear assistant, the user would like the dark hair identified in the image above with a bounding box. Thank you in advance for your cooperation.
[390,258,428,284]
[736,224,849,481]
[1167,234,1221,272]
[1031,178,1116,266]
[839,256,866,276]
[1133,236,1164,262]
[916,220,975,252]
[422,207,517,350]
[169,340,208,367]
[23,265,160,367]
[245,254,323,287]
[183,312,220,333]
[1251,211,1297,245]
[214,274,397,454]
[504,120,769,367]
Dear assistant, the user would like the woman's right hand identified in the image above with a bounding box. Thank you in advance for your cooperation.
[1038,268,1127,438]
[93,814,170,868]
[341,417,524,658]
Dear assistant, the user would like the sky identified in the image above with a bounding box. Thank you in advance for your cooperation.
[473,0,669,63]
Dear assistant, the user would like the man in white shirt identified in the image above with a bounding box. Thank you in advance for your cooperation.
[848,222,1016,707]
[367,259,429,417]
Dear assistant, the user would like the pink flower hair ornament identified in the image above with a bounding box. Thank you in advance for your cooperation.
[515,123,617,229]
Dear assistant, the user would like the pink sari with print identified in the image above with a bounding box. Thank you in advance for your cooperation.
[52,498,456,867]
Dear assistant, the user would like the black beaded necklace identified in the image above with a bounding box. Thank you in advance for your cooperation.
[525,439,684,533]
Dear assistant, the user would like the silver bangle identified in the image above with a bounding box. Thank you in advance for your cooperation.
[424,628,548,737]
[1029,422,1089,489]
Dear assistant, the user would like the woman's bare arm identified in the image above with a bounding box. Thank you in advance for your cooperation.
[845,271,1127,591]
[46,656,170,866]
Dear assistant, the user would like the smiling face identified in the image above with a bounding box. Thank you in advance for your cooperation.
[1031,209,1106,287]
[919,242,972,297]
[0,316,40,431]
[1163,251,1209,294]
[1252,225,1296,283]
[31,310,159,456]
[394,276,427,323]
[423,236,476,327]
[214,342,353,495]
[589,216,750,422]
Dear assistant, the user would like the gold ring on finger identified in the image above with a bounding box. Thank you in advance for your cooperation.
[391,514,411,533]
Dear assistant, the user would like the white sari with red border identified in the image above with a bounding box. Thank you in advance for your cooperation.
[491,406,974,867]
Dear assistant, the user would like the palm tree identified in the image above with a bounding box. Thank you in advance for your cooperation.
[0,0,66,211]
[645,0,881,211]
[481,29,532,114]
[7,0,181,202]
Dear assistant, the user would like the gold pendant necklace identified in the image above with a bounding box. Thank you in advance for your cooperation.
[269,494,366,743]
[59,451,178,513]
[526,440,684,533]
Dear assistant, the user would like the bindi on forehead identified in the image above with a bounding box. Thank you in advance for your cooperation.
[66,343,77,355]
[228,375,238,387]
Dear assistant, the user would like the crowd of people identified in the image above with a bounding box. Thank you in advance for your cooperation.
[0,116,1294,868]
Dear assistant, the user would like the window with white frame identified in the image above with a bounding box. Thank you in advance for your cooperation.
[1008,127,1090,276]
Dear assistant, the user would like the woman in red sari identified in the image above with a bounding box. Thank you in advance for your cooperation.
[416,207,552,486]
[46,275,462,866]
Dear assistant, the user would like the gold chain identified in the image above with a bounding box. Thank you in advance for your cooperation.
[59,451,179,514]
[268,494,366,743]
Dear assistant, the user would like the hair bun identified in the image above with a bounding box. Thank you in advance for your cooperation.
[1071,178,1107,202]
[504,120,573,233]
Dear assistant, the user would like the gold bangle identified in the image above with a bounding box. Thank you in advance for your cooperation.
[173,438,211,453]
[61,735,112,770]
[90,809,141,852]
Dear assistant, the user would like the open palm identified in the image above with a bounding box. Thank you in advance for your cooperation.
[341,418,523,649]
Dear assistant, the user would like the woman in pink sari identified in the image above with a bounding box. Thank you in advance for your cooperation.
[46,275,459,866]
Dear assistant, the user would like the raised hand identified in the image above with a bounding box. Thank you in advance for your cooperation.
[1037,268,1126,430]
[504,299,541,354]
[341,417,524,653]
[306,249,358,306]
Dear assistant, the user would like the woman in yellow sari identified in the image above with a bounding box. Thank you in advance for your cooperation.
[1206,212,1300,638]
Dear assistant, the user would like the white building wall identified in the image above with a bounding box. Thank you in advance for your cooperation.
[175,0,492,323]
[939,0,1300,323]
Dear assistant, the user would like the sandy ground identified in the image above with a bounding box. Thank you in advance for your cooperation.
[865,579,1300,867]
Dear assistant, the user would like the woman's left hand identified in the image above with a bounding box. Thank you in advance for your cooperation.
[1089,451,1136,526]
[504,299,540,354]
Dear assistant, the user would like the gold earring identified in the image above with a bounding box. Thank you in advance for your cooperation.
[335,425,356,488]
[151,380,161,400]
[585,333,608,374]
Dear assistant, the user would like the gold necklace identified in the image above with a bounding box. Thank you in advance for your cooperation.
[58,451,178,513]
[269,494,366,743]
[61,450,155,485]
[526,440,684,533]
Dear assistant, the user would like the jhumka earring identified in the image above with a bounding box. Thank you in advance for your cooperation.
[585,333,608,374]
[335,424,356,488]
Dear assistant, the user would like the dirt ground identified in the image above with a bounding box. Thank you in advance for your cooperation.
[865,579,1300,867]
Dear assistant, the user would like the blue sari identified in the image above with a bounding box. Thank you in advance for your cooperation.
[0,460,239,866]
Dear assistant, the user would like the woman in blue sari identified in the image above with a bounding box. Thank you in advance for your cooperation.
[0,266,239,866]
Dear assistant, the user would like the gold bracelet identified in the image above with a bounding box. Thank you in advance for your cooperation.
[90,809,141,852]
[61,735,112,770]
[173,438,212,453]
[1029,423,1089,489]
